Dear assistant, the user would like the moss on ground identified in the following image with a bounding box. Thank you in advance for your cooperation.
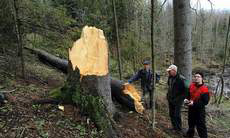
[49,78,111,137]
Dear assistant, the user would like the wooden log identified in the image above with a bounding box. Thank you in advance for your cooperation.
[111,79,144,113]
[25,35,144,114]
[24,47,68,73]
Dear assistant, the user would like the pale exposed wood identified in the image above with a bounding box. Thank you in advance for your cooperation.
[69,26,108,76]
[67,26,117,137]
[26,47,144,113]
[123,84,144,113]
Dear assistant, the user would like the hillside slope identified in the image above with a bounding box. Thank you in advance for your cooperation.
[0,52,229,138]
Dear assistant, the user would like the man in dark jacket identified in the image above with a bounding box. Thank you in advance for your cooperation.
[184,72,209,138]
[127,60,160,108]
[167,64,187,132]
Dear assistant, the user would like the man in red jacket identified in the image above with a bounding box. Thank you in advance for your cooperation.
[184,72,209,138]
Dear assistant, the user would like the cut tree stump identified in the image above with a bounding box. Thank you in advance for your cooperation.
[65,26,117,137]
[68,26,115,113]
[26,30,144,114]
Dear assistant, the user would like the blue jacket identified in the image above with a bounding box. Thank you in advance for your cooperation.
[128,69,160,89]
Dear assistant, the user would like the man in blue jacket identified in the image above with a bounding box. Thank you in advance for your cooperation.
[127,60,160,108]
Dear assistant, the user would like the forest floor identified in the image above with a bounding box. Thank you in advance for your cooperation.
[0,52,230,138]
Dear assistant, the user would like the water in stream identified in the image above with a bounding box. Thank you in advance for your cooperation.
[205,67,230,97]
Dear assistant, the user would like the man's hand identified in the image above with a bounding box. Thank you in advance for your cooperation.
[184,99,189,104]
[187,100,194,106]
[184,99,193,106]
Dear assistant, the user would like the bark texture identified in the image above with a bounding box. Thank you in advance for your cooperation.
[173,0,192,80]
[25,47,68,73]
[26,47,144,113]
[65,26,117,137]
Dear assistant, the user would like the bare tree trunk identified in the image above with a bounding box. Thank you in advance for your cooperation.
[151,0,156,129]
[214,79,220,104]
[221,16,230,74]
[199,12,205,62]
[218,16,230,105]
[139,10,143,41]
[193,20,199,63]
[218,75,224,105]
[112,0,122,80]
[211,18,218,64]
[173,0,192,80]
[13,0,25,78]
[132,54,137,72]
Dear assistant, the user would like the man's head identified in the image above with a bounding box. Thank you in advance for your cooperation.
[167,64,177,77]
[193,71,204,85]
[143,60,151,70]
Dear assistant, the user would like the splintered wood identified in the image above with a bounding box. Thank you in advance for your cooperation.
[123,84,144,114]
[69,26,108,76]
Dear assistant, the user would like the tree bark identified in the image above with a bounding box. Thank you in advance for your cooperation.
[111,79,144,113]
[151,0,156,129]
[13,0,25,78]
[211,18,218,64]
[24,47,68,73]
[64,26,117,137]
[173,0,192,80]
[221,16,230,75]
[25,47,144,114]
[218,75,224,105]
[112,0,122,80]
[218,16,230,105]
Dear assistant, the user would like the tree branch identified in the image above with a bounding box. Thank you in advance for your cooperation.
[0,89,17,93]
[157,0,167,16]
[207,0,213,11]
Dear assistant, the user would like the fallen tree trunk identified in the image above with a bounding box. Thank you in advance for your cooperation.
[24,47,68,73]
[111,79,144,113]
[111,79,135,110]
[32,78,144,114]
[25,36,144,114]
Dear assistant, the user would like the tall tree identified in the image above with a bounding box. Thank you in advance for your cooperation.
[151,0,156,129]
[218,16,230,105]
[173,0,192,80]
[112,0,122,80]
[13,0,25,78]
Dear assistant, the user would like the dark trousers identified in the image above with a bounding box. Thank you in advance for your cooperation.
[186,107,207,138]
[142,85,152,96]
[168,102,182,130]
[142,85,152,108]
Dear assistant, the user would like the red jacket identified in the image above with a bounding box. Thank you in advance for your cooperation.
[189,83,209,102]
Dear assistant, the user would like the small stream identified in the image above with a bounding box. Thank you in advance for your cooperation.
[205,67,230,97]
